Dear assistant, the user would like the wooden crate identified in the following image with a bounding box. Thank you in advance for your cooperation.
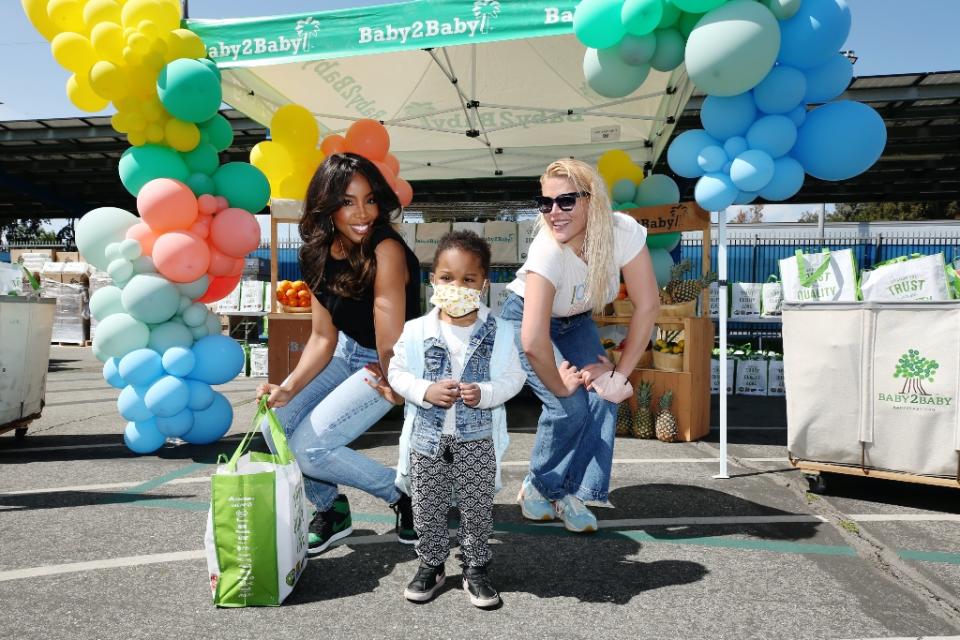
[267,313,313,385]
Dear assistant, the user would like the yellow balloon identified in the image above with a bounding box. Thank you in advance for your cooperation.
[175,29,207,59]
[21,0,61,40]
[250,141,294,181]
[122,45,144,66]
[127,130,147,146]
[137,19,159,38]
[88,60,130,101]
[164,119,200,152]
[127,32,150,54]
[142,99,165,123]
[145,122,164,143]
[110,111,130,133]
[47,0,85,34]
[66,74,109,112]
[90,21,124,63]
[51,32,96,74]
[128,69,157,99]
[276,173,312,201]
[83,0,121,29]
[597,149,633,178]
[288,147,326,178]
[121,0,180,32]
[126,110,147,132]
[270,105,320,150]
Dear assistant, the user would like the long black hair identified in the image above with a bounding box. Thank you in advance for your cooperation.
[299,152,402,299]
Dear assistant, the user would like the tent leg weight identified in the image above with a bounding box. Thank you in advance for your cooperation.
[804,472,828,495]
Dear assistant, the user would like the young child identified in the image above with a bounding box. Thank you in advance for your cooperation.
[388,230,526,609]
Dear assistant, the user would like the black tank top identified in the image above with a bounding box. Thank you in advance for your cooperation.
[316,225,421,349]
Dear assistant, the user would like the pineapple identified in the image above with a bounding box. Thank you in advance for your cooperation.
[615,402,632,437]
[632,381,655,439]
[654,390,680,443]
[666,268,717,304]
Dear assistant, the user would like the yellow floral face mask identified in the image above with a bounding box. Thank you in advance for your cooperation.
[429,282,484,318]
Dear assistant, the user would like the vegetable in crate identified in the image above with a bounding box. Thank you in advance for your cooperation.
[615,402,633,437]
[632,381,655,439]
[655,390,679,443]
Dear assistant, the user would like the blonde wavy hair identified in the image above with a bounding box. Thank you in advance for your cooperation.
[539,158,615,314]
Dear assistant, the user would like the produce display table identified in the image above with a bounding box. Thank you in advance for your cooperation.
[0,297,55,439]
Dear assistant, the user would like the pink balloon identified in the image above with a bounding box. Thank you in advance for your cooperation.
[210,208,261,258]
[394,177,414,207]
[372,160,397,189]
[189,214,212,239]
[137,178,198,233]
[125,222,159,256]
[228,256,245,277]
[152,231,211,283]
[195,274,241,304]
[215,196,229,211]
[207,245,240,276]
[197,194,218,215]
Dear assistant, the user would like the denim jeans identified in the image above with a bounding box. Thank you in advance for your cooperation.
[262,332,401,512]
[499,292,617,503]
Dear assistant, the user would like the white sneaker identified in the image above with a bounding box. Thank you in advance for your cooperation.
[554,495,598,533]
[517,477,555,522]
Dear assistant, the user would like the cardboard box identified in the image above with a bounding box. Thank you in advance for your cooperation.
[484,221,518,264]
[517,220,538,262]
[60,262,90,286]
[452,222,486,238]
[10,248,53,265]
[249,345,269,377]
[395,223,417,253]
[488,282,510,316]
[55,251,80,263]
[414,222,451,264]
[216,281,242,313]
[239,280,266,312]
[267,315,313,385]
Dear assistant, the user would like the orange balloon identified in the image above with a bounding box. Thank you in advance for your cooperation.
[215,195,229,211]
[209,208,261,258]
[125,222,159,256]
[345,119,389,161]
[137,178,198,233]
[188,213,212,239]
[152,231,211,283]
[383,153,400,176]
[372,160,397,189]
[207,245,239,276]
[195,274,241,304]
[320,134,347,156]
[394,177,414,207]
[197,194,218,215]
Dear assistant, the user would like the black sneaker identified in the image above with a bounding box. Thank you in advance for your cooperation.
[403,563,445,603]
[307,494,352,556]
[391,493,417,545]
[462,565,500,609]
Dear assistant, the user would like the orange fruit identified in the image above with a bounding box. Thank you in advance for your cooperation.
[297,289,310,299]
[277,280,291,292]
[291,280,305,290]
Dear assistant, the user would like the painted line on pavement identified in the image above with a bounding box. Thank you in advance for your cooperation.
[0,550,206,583]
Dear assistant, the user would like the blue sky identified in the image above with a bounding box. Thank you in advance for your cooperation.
[1,0,957,223]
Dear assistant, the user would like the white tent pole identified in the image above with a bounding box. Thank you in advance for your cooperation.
[714,207,730,480]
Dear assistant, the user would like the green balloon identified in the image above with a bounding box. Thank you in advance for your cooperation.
[121,274,180,324]
[200,115,234,153]
[619,32,658,65]
[198,58,222,81]
[649,248,675,287]
[178,275,210,300]
[658,0,682,28]
[76,206,138,271]
[584,47,651,98]
[647,232,682,251]
[677,11,705,38]
[182,142,219,175]
[765,0,801,20]
[615,201,640,211]
[685,0,781,97]
[187,172,217,197]
[650,28,686,72]
[213,162,270,213]
[190,324,209,339]
[93,313,150,359]
[157,59,222,124]
[119,145,190,197]
[672,0,725,12]
[574,0,627,49]
[148,320,194,353]
[622,0,663,36]
[89,285,125,322]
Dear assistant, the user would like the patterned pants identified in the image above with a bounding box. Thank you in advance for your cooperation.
[409,435,496,568]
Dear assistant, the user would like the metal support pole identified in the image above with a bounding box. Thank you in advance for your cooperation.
[714,208,729,480]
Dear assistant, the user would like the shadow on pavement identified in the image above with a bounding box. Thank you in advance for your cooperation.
[810,472,960,514]
[0,490,200,511]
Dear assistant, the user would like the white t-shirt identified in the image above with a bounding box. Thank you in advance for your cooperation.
[507,212,648,317]
[438,319,479,435]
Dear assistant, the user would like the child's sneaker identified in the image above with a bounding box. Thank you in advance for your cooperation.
[553,494,598,533]
[307,494,353,556]
[517,476,554,521]
[462,565,500,608]
[404,563,445,603]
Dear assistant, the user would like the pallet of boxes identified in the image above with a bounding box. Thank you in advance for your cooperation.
[29,251,91,346]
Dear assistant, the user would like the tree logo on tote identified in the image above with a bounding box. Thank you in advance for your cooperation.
[295,17,321,53]
[878,349,952,410]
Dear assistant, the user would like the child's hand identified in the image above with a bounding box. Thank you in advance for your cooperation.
[424,379,460,408]
[459,383,481,407]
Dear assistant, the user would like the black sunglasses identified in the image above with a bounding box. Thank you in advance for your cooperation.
[534,191,590,214]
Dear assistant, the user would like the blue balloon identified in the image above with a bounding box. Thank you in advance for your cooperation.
[753,65,807,114]
[731,150,776,192]
[759,156,806,201]
[667,129,720,178]
[700,93,757,141]
[793,101,887,181]
[102,357,125,390]
[698,145,727,173]
[162,346,196,377]
[724,136,749,159]
[118,384,153,422]
[183,391,233,445]
[733,190,759,205]
[778,0,852,70]
[611,179,638,203]
[190,335,246,385]
[722,160,733,174]
[186,379,215,411]
[695,172,739,211]
[118,348,164,387]
[746,115,798,158]
[649,248,675,287]
[786,105,807,127]
[124,419,166,455]
[156,408,195,438]
[634,173,681,206]
[144,375,190,418]
[803,53,853,104]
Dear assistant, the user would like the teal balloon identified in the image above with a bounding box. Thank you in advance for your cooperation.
[119,145,190,197]
[132,256,157,274]
[759,156,805,201]
[649,248,676,287]
[778,0,851,70]
[766,0,802,20]
[200,114,234,153]
[107,258,133,285]
[803,53,853,104]
[635,174,681,205]
[647,232,681,251]
[701,92,757,140]
[124,420,165,454]
[183,391,232,445]
[119,348,164,387]
[615,201,640,211]
[197,58,221,81]
[619,33,657,66]
[622,0,663,36]
[747,115,797,158]
[204,312,222,336]
[186,172,216,197]
[121,274,180,324]
[574,0,627,49]
[212,162,270,213]
[677,11,705,38]
[584,47,650,98]
[157,59,222,124]
[731,149,775,192]
[695,172,739,211]
[672,0,725,12]
[177,275,210,300]
[105,242,122,262]
[144,375,190,418]
[89,285,125,322]
[182,142,219,175]
[118,238,142,261]
[753,65,806,114]
[667,129,719,178]
[93,313,150,359]
[118,385,152,422]
[724,136,749,159]
[76,207,138,271]
[182,302,209,328]
[685,1,781,96]
[148,320,194,353]
[611,179,638,203]
[156,408,194,438]
[186,379,215,411]
[658,0,682,28]
[649,28,685,72]
[793,100,887,181]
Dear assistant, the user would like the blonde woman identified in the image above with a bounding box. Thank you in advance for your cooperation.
[500,158,659,532]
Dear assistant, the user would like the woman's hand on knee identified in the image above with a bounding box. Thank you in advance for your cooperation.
[581,355,615,390]
[363,364,404,406]
[257,383,293,409]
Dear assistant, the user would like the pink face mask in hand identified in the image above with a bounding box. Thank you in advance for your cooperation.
[590,370,633,404]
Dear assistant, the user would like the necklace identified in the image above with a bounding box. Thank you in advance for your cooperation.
[335,235,346,259]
